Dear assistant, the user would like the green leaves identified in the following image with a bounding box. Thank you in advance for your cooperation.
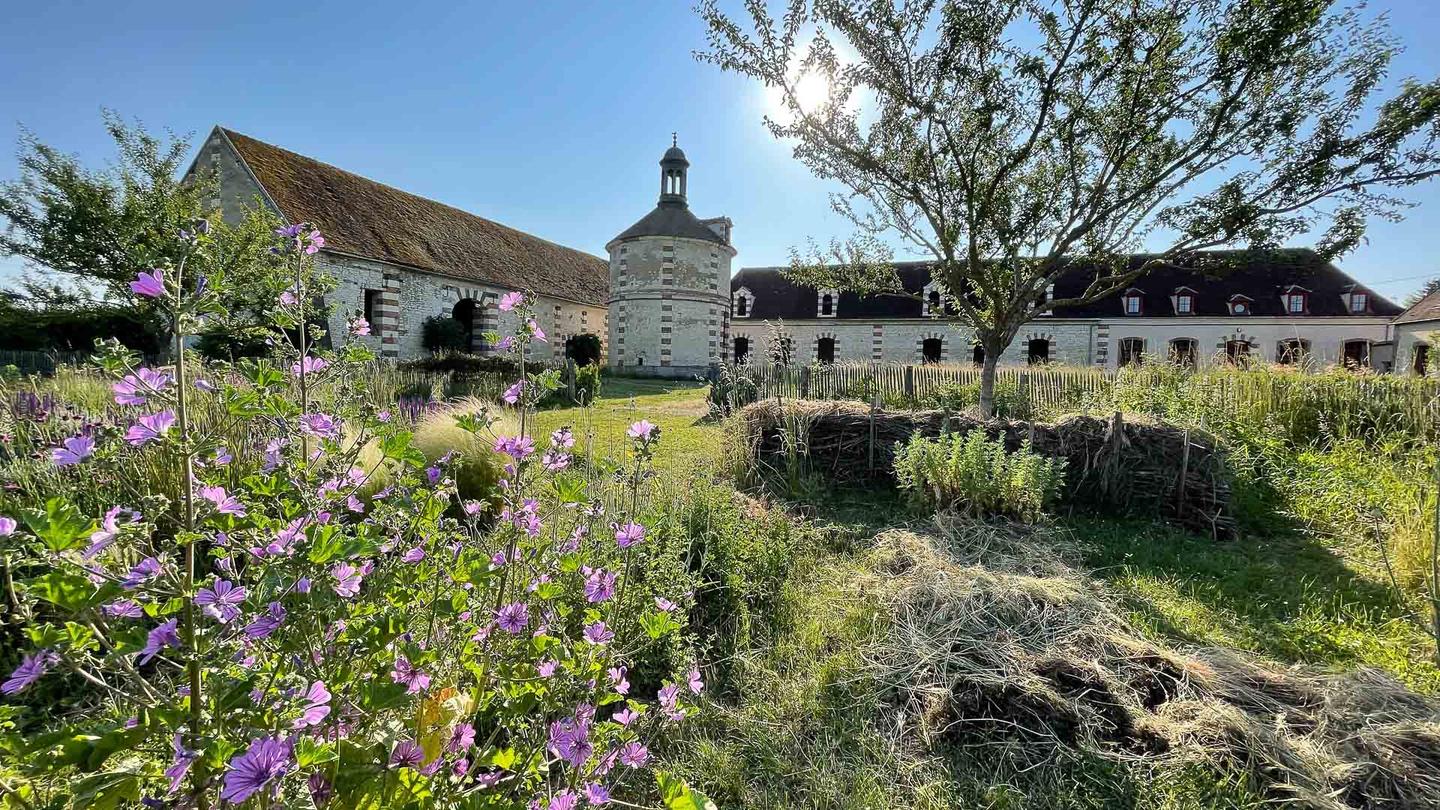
[641,609,683,640]
[656,772,718,810]
[26,571,103,613]
[23,498,96,552]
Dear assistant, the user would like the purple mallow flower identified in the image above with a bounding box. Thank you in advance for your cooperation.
[0,516,14,536]
[614,522,645,548]
[243,602,286,639]
[332,562,364,598]
[548,713,593,769]
[138,619,180,664]
[195,579,247,624]
[165,732,198,794]
[349,316,371,336]
[291,355,330,377]
[448,722,476,753]
[584,568,616,603]
[2,649,59,695]
[389,739,425,769]
[113,367,172,406]
[583,621,614,645]
[220,736,293,804]
[125,410,176,446]
[292,680,332,728]
[50,435,95,466]
[86,506,138,558]
[618,741,649,768]
[131,269,165,298]
[391,656,431,694]
[122,556,163,589]
[300,412,343,440]
[627,419,658,441]
[498,291,524,312]
[102,599,143,619]
[495,602,529,634]
[199,485,246,516]
[585,783,611,805]
[502,380,525,405]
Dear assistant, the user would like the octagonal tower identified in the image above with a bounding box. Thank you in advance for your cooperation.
[607,136,735,377]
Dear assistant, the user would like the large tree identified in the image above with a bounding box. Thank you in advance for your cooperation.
[0,112,282,351]
[698,0,1440,414]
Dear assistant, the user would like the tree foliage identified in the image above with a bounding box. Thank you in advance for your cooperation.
[0,112,285,352]
[697,0,1440,413]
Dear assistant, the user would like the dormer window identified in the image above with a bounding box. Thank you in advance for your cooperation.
[817,288,838,318]
[1228,294,1253,316]
[1121,289,1144,316]
[733,286,752,318]
[1171,287,1197,315]
[1350,292,1368,313]
[1281,286,1310,315]
[927,290,941,314]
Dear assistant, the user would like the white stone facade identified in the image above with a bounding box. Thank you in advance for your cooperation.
[1393,320,1439,374]
[729,316,1393,369]
[318,253,606,362]
[607,236,731,376]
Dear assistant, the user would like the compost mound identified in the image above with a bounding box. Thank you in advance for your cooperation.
[737,399,1236,539]
[866,524,1440,809]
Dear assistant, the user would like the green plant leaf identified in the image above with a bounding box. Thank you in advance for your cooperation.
[656,771,718,810]
[23,498,96,552]
[26,572,99,613]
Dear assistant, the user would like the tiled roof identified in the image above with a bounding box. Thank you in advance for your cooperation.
[1396,288,1440,324]
[219,128,609,306]
[611,204,730,246]
[732,249,1401,320]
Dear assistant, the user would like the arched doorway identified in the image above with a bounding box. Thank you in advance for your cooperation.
[1169,338,1198,369]
[452,299,478,353]
[816,337,836,364]
[1027,338,1050,365]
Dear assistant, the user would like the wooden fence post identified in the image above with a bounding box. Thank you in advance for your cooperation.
[800,365,811,399]
[904,365,915,400]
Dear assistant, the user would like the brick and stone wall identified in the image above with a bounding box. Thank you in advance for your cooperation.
[729,319,1097,366]
[316,254,606,361]
[607,235,732,378]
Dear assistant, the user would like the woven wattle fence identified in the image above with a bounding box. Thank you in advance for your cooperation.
[737,399,1238,540]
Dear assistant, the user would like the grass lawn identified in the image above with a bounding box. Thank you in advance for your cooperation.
[530,376,724,478]
[1070,516,1440,693]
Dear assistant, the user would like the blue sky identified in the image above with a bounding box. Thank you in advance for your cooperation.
[2,0,1438,302]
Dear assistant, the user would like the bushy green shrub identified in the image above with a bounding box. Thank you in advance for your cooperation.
[420,314,467,352]
[919,379,1033,419]
[400,350,524,377]
[894,430,1065,521]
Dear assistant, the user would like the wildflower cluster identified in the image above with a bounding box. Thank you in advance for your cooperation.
[0,226,705,808]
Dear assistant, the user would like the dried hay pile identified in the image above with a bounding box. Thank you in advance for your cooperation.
[736,399,1236,539]
[863,520,1440,809]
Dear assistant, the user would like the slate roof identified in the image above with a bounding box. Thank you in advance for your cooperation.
[219,128,610,306]
[611,204,731,247]
[731,249,1401,320]
[1396,287,1440,325]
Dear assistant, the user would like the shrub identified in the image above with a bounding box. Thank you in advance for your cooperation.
[420,314,467,352]
[893,430,1065,521]
[399,351,523,377]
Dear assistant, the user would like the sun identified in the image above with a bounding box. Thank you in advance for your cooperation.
[792,71,830,113]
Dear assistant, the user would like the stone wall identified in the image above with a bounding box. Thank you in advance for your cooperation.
[728,319,1097,366]
[608,235,732,377]
[729,316,1393,369]
[317,254,607,362]
[1393,321,1439,374]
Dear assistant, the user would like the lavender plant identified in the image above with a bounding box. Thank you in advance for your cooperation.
[0,223,710,809]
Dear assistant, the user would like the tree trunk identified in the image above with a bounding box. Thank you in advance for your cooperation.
[979,347,1000,418]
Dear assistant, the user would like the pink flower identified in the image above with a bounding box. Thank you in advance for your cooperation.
[50,434,95,466]
[199,485,246,516]
[687,667,704,694]
[0,516,14,536]
[495,602,529,633]
[614,522,645,548]
[627,419,658,441]
[402,546,426,563]
[391,657,431,694]
[300,413,343,440]
[290,355,329,377]
[498,291,524,312]
[331,562,364,598]
[655,596,678,612]
[613,707,639,726]
[130,269,165,298]
[528,319,547,343]
[112,367,172,406]
[584,569,616,603]
[618,741,649,768]
[349,317,371,336]
[292,681,332,728]
[502,380,525,405]
[583,621,613,645]
[125,410,176,446]
[608,665,629,695]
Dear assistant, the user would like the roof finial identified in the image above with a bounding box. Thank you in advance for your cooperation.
[672,132,677,147]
